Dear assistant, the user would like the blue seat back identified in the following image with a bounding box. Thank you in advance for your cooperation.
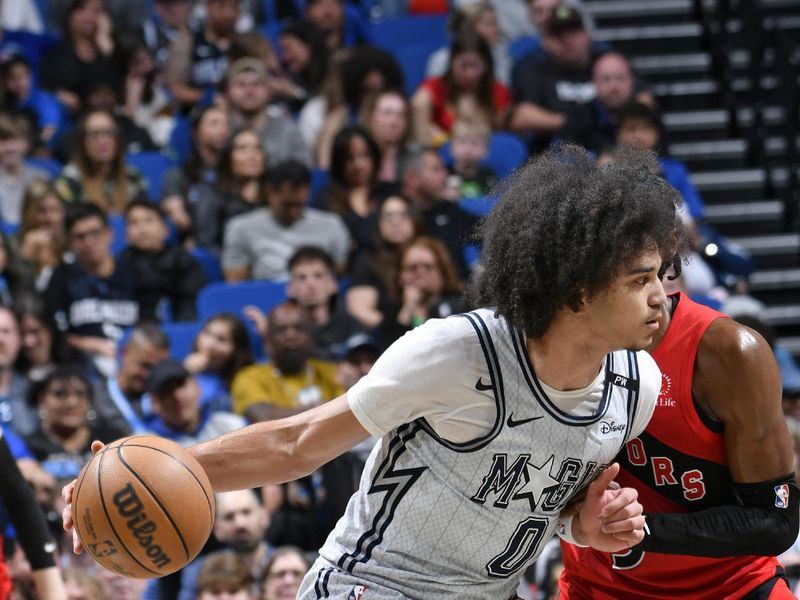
[162,321,202,361]
[371,14,448,55]
[109,214,127,256]
[190,247,223,283]
[126,152,175,201]
[196,281,289,360]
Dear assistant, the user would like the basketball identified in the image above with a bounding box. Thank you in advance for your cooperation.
[72,435,216,579]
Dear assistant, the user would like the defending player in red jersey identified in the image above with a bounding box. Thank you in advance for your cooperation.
[560,292,799,599]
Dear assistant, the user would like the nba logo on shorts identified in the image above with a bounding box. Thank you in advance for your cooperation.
[775,484,790,508]
[348,585,368,599]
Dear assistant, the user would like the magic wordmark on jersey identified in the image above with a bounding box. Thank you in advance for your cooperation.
[471,453,604,513]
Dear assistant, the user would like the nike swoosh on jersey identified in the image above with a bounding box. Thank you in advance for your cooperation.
[475,377,493,391]
[506,414,544,428]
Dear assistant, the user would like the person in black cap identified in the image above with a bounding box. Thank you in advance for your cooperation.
[509,3,653,151]
[146,358,246,446]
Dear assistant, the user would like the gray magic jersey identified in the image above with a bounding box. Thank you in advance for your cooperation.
[299,309,659,599]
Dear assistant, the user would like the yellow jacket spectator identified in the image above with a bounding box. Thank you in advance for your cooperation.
[232,302,343,422]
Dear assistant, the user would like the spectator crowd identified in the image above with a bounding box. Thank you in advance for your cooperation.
[0,0,799,598]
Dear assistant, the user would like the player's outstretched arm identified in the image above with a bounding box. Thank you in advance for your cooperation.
[568,463,646,552]
[190,393,369,492]
[62,394,369,553]
[639,319,799,557]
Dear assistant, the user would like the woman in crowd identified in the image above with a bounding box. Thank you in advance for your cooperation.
[184,313,254,413]
[376,236,464,348]
[39,0,116,116]
[277,19,329,113]
[114,34,174,148]
[192,128,266,254]
[359,89,415,183]
[426,1,511,86]
[412,29,511,145]
[346,193,423,329]
[261,547,310,600]
[313,46,405,169]
[14,293,78,383]
[23,367,125,486]
[319,125,382,252]
[16,181,67,291]
[161,105,230,246]
[53,110,148,214]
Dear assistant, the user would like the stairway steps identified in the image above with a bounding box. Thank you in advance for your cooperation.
[669,139,748,170]
[704,199,784,234]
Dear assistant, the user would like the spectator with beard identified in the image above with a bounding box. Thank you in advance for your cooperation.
[303,0,372,51]
[222,58,311,168]
[231,302,342,423]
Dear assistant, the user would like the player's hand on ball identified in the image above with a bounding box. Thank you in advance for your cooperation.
[61,441,106,554]
[574,463,645,552]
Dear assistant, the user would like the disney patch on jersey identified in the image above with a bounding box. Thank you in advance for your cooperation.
[348,585,368,599]
[775,484,790,508]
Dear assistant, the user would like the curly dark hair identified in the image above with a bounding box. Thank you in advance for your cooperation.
[476,144,684,339]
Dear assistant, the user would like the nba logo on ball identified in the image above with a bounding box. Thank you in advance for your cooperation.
[775,484,790,508]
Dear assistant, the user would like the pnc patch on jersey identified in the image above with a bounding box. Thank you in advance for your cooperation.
[348,585,368,599]
[775,484,790,508]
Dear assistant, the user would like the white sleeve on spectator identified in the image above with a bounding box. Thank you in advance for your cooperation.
[329,215,352,267]
[221,218,250,270]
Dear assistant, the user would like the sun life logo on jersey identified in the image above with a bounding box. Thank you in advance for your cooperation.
[657,373,675,407]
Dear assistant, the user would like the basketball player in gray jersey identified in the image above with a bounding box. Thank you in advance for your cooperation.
[63,145,684,599]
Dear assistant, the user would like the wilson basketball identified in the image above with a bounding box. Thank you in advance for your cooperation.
[72,435,216,579]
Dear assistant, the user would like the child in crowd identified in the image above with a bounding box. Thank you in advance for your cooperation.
[119,199,206,322]
[0,56,64,149]
[447,115,495,200]
[0,112,49,226]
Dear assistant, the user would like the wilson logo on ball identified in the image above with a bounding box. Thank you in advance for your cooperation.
[112,483,173,569]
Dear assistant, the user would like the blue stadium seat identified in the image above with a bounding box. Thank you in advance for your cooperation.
[0,222,19,237]
[197,280,287,323]
[126,152,175,202]
[371,14,448,55]
[162,321,202,361]
[197,281,287,362]
[393,42,441,95]
[109,214,127,256]
[190,247,223,283]
[166,116,191,166]
[25,156,62,178]
[439,132,529,180]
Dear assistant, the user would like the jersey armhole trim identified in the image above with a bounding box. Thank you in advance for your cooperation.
[415,311,506,453]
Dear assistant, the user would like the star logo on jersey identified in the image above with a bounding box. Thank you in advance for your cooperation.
[513,455,560,511]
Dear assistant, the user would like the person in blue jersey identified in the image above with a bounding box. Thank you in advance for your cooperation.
[63,145,684,599]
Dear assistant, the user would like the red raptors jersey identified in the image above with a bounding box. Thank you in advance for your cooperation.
[560,293,781,599]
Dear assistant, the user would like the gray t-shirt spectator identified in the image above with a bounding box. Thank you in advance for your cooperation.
[222,207,350,281]
[260,106,312,167]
